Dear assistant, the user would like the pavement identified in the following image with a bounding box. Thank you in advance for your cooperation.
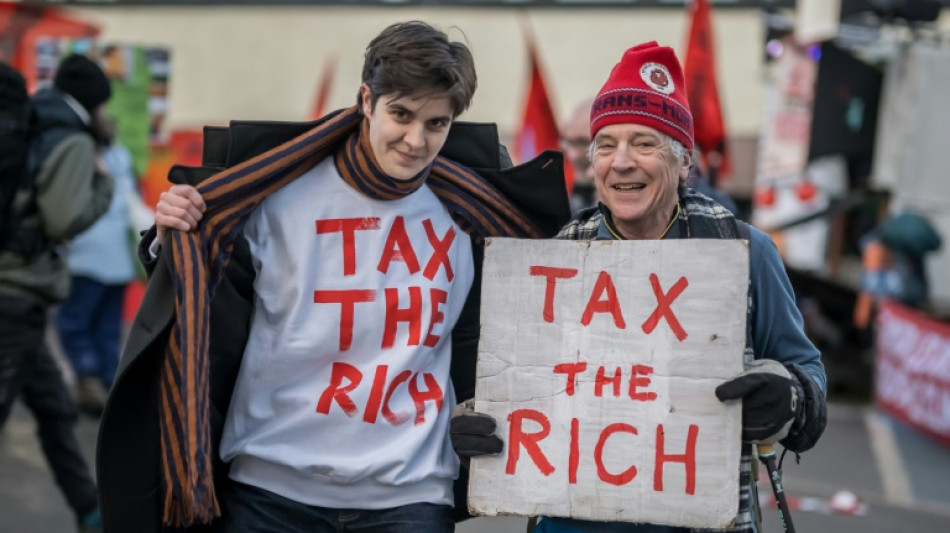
[3,400,950,532]
[2,332,950,532]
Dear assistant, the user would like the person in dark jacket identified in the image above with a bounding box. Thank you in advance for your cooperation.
[511,41,826,533]
[96,21,568,533]
[0,54,114,533]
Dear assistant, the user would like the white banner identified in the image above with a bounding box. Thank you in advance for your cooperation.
[469,238,748,528]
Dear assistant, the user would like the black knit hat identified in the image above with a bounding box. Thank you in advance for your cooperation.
[53,54,111,112]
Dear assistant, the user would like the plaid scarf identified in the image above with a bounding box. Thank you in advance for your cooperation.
[160,106,542,526]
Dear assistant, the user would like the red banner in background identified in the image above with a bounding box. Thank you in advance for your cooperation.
[514,39,569,191]
[683,0,731,178]
[875,300,950,449]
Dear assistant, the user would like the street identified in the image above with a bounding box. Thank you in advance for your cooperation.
[3,399,950,532]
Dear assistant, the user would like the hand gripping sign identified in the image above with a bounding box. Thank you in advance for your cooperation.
[469,238,748,528]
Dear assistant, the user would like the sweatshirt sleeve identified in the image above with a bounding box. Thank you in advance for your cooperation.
[34,133,115,241]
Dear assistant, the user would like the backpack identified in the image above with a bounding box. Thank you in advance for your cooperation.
[0,65,80,257]
[0,63,32,250]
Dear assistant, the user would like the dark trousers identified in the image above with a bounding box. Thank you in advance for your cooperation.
[56,276,125,386]
[0,295,99,517]
[219,481,455,533]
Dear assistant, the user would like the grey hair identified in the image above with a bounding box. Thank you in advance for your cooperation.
[587,132,692,168]
[668,137,689,163]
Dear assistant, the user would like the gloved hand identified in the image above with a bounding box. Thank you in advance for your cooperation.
[450,399,503,468]
[715,360,804,445]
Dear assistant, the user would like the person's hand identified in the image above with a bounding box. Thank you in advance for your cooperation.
[450,399,503,468]
[715,360,804,445]
[155,184,206,242]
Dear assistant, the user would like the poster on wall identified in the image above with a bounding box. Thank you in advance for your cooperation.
[32,38,171,177]
[752,37,835,271]
[468,238,747,527]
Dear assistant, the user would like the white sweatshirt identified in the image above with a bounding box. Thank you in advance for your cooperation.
[221,157,474,509]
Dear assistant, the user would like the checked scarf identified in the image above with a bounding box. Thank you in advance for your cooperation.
[160,106,542,526]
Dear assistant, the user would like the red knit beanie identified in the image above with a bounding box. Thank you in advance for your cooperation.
[590,41,694,151]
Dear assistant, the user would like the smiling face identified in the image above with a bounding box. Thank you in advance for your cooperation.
[591,123,689,240]
[361,84,454,181]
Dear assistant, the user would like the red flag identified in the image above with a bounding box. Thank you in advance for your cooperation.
[514,40,570,190]
[684,0,731,178]
[309,56,336,120]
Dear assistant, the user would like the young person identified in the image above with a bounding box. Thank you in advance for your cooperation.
[97,21,567,533]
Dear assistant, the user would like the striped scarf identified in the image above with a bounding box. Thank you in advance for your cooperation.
[160,106,541,526]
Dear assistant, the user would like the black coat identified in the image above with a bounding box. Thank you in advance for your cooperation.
[96,116,570,533]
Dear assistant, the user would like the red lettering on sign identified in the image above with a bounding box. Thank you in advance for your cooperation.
[382,287,423,348]
[316,365,444,427]
[382,370,412,426]
[569,418,580,484]
[554,362,588,396]
[654,424,698,495]
[315,362,363,417]
[424,288,448,348]
[313,289,376,350]
[363,365,388,424]
[316,217,380,276]
[642,274,689,341]
[596,366,622,397]
[377,216,421,275]
[629,365,658,402]
[529,266,579,323]
[595,423,639,486]
[408,372,443,425]
[506,409,555,476]
[422,219,456,282]
[581,271,626,329]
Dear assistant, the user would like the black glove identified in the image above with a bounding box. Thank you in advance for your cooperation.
[450,399,503,468]
[715,360,804,445]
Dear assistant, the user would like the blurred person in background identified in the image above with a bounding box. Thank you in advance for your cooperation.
[685,162,738,216]
[561,98,597,213]
[97,20,566,533]
[0,54,114,533]
[854,210,942,330]
[56,116,153,416]
[459,41,827,533]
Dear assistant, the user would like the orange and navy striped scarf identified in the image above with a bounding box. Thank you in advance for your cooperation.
[160,106,541,526]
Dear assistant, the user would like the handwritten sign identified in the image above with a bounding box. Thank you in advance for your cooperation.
[469,238,748,528]
[306,212,466,428]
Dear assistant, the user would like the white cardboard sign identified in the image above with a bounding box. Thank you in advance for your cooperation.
[468,238,749,529]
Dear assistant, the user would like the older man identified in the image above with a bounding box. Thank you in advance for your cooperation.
[533,41,827,533]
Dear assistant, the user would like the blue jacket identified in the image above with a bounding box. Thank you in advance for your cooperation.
[66,143,139,284]
[542,194,827,533]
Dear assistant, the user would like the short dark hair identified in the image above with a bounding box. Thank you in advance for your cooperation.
[360,21,477,117]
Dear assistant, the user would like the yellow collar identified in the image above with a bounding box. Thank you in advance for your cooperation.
[605,202,680,241]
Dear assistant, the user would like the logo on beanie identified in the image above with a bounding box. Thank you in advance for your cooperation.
[640,62,674,95]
